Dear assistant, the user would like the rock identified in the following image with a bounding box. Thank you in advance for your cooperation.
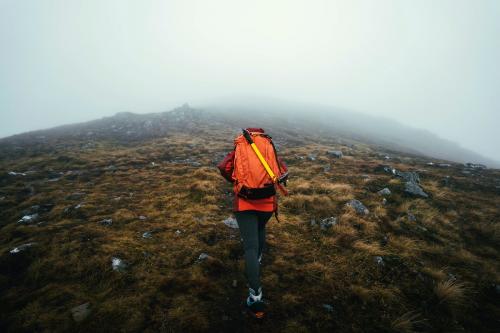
[8,171,26,176]
[465,163,486,170]
[111,257,127,272]
[138,215,147,221]
[346,200,369,215]
[142,231,153,239]
[223,216,239,229]
[407,213,416,222]
[307,154,317,161]
[375,164,396,174]
[438,163,451,168]
[98,218,113,226]
[17,213,39,224]
[322,304,334,312]
[104,165,117,171]
[395,170,420,183]
[377,188,391,196]
[71,302,91,322]
[175,230,182,235]
[384,155,391,160]
[323,165,331,173]
[320,217,337,230]
[382,198,387,205]
[327,150,343,158]
[10,242,36,254]
[198,253,209,261]
[64,203,83,215]
[66,192,86,200]
[374,256,384,266]
[404,181,429,198]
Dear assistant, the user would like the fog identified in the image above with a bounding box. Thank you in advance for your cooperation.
[1,0,499,163]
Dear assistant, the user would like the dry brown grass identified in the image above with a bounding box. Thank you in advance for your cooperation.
[391,311,425,333]
[1,130,499,332]
[434,279,469,307]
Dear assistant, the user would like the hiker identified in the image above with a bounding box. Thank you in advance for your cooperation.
[217,128,288,319]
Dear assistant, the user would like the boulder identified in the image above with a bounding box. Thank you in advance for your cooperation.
[98,218,113,226]
[223,216,239,229]
[17,214,39,224]
[111,257,127,272]
[10,242,36,254]
[319,217,337,230]
[71,302,91,322]
[327,150,343,158]
[395,170,420,183]
[322,304,334,312]
[346,200,369,215]
[405,182,429,198]
[66,192,86,200]
[377,188,391,196]
[407,213,417,222]
[374,256,384,266]
[198,253,209,261]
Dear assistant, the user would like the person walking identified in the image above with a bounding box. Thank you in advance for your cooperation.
[217,127,288,319]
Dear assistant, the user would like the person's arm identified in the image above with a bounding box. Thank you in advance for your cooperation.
[217,150,235,183]
[277,157,289,185]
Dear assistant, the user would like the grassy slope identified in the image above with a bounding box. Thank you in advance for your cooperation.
[0,130,499,333]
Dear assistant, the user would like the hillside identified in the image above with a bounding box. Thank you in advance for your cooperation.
[0,105,499,332]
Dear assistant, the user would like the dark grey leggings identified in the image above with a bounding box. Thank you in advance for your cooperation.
[235,210,273,291]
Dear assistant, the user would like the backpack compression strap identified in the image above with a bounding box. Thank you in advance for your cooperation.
[241,129,288,196]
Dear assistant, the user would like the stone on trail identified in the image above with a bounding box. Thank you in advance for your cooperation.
[327,150,343,158]
[98,218,113,226]
[319,217,337,230]
[8,171,26,176]
[322,304,334,312]
[223,216,238,229]
[142,231,153,239]
[346,200,369,215]
[377,188,391,196]
[17,213,39,224]
[198,253,209,261]
[71,302,91,322]
[374,256,384,266]
[407,212,417,222]
[405,181,429,198]
[111,257,127,272]
[395,170,420,183]
[10,242,36,254]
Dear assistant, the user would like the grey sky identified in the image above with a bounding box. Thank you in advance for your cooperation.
[1,0,499,161]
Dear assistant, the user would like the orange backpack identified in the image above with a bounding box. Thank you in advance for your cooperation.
[232,128,287,199]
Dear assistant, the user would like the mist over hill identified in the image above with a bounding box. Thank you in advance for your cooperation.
[201,98,500,168]
[1,102,498,169]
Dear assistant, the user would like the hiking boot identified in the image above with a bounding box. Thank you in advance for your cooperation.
[246,287,265,319]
